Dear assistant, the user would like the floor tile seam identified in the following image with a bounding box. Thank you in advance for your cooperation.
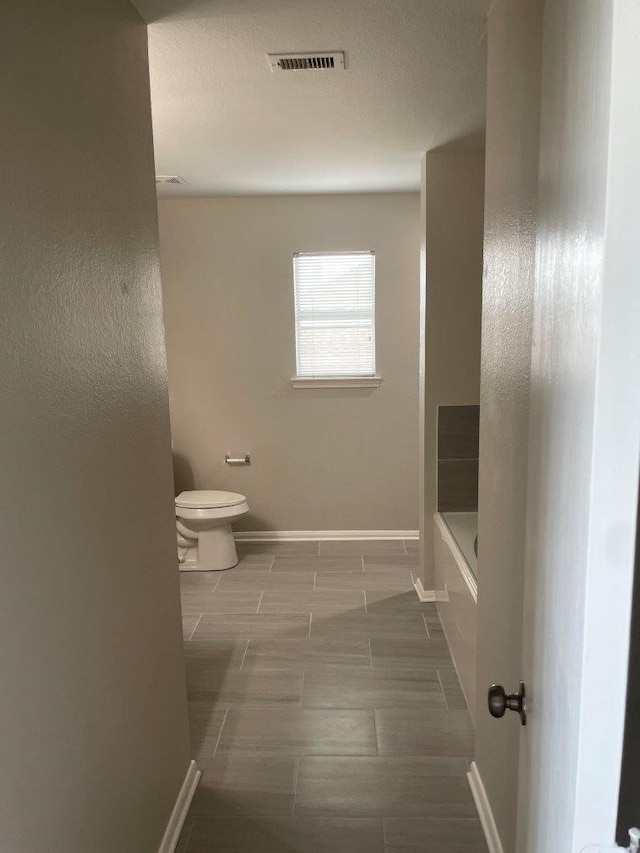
[188,614,203,641]
[239,639,251,672]
[372,706,380,757]
[212,709,230,757]
[292,755,300,816]
[422,612,431,639]
[384,816,484,823]
[178,817,195,853]
[215,748,381,759]
[436,670,449,710]
[299,669,306,709]
[308,612,312,638]
[300,703,450,712]
[287,808,479,821]
[402,540,408,556]
[255,591,264,614]
[363,589,368,613]
[381,817,484,847]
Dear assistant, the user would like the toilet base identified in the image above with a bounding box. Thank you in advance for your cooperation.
[178,522,240,572]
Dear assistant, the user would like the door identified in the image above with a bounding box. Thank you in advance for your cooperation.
[477,1,640,852]
[515,2,640,851]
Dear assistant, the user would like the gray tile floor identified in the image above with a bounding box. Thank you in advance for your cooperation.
[177,540,487,853]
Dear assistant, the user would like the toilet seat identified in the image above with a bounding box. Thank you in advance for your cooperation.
[175,490,246,509]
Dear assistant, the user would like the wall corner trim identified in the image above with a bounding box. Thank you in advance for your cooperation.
[414,578,437,601]
[413,578,448,602]
[157,760,200,853]
[467,761,505,853]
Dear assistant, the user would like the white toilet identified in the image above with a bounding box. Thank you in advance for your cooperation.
[175,490,249,572]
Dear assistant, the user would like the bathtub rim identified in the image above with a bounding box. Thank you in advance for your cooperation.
[435,512,478,603]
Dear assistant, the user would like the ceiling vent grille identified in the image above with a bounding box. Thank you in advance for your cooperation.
[155,175,186,186]
[267,52,345,73]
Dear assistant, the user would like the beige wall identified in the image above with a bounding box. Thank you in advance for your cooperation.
[158,194,420,532]
[419,150,485,588]
[0,2,190,851]
[474,0,543,849]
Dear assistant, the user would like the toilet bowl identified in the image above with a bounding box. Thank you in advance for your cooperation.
[175,490,249,572]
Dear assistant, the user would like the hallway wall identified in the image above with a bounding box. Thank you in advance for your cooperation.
[0,1,190,851]
[419,150,485,588]
[158,194,420,533]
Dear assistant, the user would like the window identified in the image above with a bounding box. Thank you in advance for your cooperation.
[292,251,380,387]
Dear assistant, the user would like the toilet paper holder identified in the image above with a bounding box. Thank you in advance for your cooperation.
[225,454,251,466]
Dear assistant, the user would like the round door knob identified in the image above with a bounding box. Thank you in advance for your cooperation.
[487,682,526,726]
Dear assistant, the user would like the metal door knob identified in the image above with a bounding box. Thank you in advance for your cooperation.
[488,681,526,726]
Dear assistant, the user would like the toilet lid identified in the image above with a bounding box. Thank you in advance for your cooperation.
[175,490,247,509]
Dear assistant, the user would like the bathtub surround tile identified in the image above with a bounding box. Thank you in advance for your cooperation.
[314,570,414,592]
[217,707,377,756]
[302,667,446,710]
[183,817,385,853]
[383,817,488,852]
[258,589,366,615]
[294,756,476,818]
[192,613,311,641]
[271,556,363,573]
[437,404,480,461]
[319,540,406,557]
[241,638,371,673]
[437,459,479,513]
[374,708,475,757]
[190,755,297,817]
[216,570,316,591]
[236,541,320,557]
[369,638,454,672]
[310,612,429,641]
[182,615,200,640]
[187,669,304,706]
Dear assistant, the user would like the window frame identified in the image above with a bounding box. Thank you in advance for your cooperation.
[290,250,382,388]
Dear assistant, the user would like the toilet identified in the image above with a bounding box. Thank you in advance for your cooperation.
[175,490,249,572]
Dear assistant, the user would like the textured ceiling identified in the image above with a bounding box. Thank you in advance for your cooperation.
[132,0,489,196]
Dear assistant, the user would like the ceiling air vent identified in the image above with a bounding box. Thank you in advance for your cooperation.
[267,52,345,73]
[155,175,186,186]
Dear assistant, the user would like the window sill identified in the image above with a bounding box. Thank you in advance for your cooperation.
[290,375,383,389]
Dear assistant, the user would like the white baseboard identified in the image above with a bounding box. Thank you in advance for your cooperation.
[413,578,448,602]
[157,760,200,853]
[235,530,419,542]
[467,761,504,853]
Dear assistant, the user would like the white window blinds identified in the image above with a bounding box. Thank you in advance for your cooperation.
[293,251,376,378]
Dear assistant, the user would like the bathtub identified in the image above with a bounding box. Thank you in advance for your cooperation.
[433,511,478,722]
